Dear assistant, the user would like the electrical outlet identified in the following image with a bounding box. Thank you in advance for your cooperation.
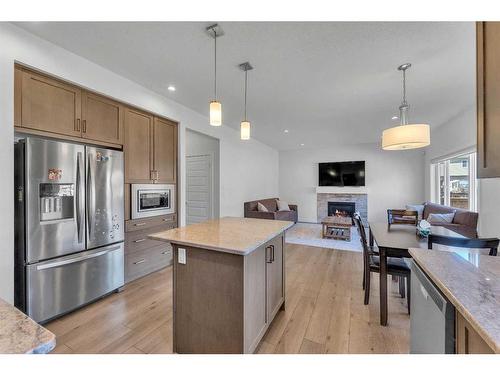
[178,248,186,264]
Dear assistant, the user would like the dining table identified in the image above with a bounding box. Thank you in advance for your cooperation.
[367,221,466,326]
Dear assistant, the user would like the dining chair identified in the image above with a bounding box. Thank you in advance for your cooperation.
[355,216,411,314]
[428,234,499,256]
[387,209,418,226]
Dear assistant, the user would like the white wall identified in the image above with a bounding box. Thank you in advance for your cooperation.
[424,106,500,237]
[0,23,279,303]
[279,143,425,223]
[186,129,220,219]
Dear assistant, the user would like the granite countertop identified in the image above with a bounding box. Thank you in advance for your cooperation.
[149,217,294,255]
[0,298,55,354]
[409,248,500,353]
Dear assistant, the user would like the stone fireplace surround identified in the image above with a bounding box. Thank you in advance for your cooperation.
[317,193,368,223]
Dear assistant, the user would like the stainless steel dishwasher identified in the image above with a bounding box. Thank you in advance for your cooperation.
[410,260,455,353]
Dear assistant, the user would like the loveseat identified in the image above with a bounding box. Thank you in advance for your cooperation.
[244,198,298,223]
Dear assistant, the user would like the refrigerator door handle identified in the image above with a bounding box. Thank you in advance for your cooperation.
[87,152,95,240]
[76,152,84,243]
[35,244,122,271]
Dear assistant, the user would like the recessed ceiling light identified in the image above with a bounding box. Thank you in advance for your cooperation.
[391,116,398,120]
[300,143,304,146]
[284,129,289,133]
[167,85,176,92]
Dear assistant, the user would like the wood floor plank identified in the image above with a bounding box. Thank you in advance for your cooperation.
[45,245,410,354]
[299,338,325,354]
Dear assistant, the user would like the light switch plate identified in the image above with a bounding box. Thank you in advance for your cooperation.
[178,248,186,264]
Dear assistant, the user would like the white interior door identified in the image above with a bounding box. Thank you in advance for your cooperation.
[186,155,212,225]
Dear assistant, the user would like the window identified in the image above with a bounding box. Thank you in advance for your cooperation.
[431,151,478,211]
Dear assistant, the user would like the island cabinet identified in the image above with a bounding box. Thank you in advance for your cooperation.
[477,22,500,178]
[456,311,495,354]
[14,65,125,148]
[150,217,293,354]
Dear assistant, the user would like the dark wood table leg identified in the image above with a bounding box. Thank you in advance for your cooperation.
[379,246,388,326]
[369,227,374,247]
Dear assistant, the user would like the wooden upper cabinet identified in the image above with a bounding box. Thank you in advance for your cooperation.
[124,108,154,183]
[82,91,124,145]
[477,22,500,178]
[153,117,177,183]
[16,67,82,137]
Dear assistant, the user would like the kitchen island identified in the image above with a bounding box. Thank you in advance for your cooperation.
[150,217,294,354]
[0,298,55,354]
[409,248,500,354]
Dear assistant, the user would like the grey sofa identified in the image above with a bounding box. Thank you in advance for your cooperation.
[244,198,298,223]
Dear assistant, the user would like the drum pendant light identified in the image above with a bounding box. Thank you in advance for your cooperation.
[207,24,223,126]
[382,63,430,150]
[239,62,253,140]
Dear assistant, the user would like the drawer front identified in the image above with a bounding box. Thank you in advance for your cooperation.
[125,224,173,255]
[125,244,172,283]
[125,214,177,233]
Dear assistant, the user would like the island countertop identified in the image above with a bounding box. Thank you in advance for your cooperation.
[409,248,500,353]
[0,298,55,354]
[149,217,294,255]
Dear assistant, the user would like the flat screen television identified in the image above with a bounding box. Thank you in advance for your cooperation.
[318,161,365,187]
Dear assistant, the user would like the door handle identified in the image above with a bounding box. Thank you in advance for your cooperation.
[161,251,170,255]
[36,245,121,270]
[270,245,275,262]
[82,119,87,133]
[134,238,147,243]
[134,222,147,227]
[87,153,95,240]
[133,259,146,265]
[76,118,81,132]
[75,151,83,244]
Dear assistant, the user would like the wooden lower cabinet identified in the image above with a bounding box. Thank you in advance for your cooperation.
[456,311,494,354]
[124,215,177,283]
[172,234,285,354]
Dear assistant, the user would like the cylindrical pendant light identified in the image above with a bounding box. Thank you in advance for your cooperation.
[207,24,223,126]
[382,63,430,150]
[239,62,253,140]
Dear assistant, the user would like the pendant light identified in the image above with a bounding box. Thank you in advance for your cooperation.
[382,63,430,150]
[239,62,253,140]
[207,24,224,126]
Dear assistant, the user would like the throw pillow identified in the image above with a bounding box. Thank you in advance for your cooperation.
[406,204,425,220]
[427,212,455,224]
[257,202,269,212]
[277,200,291,211]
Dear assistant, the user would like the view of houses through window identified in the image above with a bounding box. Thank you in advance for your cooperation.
[432,151,477,212]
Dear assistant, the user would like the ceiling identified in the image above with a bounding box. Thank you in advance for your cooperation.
[14,22,476,150]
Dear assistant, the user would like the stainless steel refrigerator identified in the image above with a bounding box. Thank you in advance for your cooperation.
[15,137,125,323]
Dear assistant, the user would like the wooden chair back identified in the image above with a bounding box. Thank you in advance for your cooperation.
[387,209,418,226]
[354,216,371,265]
[428,234,499,256]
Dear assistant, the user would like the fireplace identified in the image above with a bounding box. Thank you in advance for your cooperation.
[328,201,355,223]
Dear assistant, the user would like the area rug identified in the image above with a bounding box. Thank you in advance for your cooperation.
[285,222,362,252]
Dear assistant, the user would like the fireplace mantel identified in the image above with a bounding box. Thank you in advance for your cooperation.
[316,186,368,194]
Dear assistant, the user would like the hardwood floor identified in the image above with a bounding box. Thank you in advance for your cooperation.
[46,243,409,354]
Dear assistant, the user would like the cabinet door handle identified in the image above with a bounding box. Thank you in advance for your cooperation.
[271,245,275,262]
[133,259,146,265]
[161,251,170,255]
[82,119,87,133]
[134,238,147,243]
[134,222,147,227]
[76,118,80,131]
[266,246,273,263]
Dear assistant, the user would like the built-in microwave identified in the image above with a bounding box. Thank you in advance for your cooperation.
[131,184,176,219]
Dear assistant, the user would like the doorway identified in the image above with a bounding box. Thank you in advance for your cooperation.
[185,129,220,224]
